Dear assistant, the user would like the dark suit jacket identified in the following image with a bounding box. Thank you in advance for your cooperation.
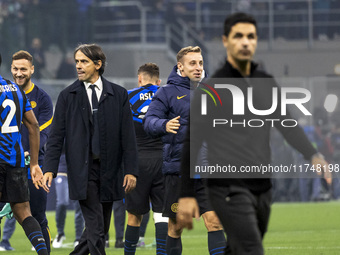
[44,77,138,202]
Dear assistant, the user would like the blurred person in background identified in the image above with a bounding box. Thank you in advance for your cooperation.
[52,150,85,249]
[28,38,45,79]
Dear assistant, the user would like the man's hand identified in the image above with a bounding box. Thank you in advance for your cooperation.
[123,174,137,193]
[176,197,200,230]
[166,116,181,134]
[42,172,53,191]
[31,165,49,192]
[311,153,332,185]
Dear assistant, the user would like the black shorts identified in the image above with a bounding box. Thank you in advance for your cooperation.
[162,175,212,218]
[0,164,29,203]
[126,157,164,215]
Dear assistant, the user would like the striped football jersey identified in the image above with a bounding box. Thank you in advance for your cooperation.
[0,75,32,167]
[128,84,162,155]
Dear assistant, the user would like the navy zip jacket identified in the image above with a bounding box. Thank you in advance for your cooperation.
[143,65,194,175]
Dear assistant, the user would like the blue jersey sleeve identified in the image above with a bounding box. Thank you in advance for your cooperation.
[24,96,32,112]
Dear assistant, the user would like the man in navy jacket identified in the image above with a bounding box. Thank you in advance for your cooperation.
[144,46,226,255]
[43,44,138,255]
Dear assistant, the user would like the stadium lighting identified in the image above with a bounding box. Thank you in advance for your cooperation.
[324,94,338,113]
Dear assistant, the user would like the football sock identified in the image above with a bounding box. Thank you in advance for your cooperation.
[166,235,182,255]
[155,222,167,254]
[208,230,226,255]
[22,216,48,255]
[124,225,139,255]
[41,225,51,253]
[139,212,149,237]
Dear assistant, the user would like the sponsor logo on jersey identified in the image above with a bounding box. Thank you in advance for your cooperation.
[0,84,17,92]
[140,92,154,100]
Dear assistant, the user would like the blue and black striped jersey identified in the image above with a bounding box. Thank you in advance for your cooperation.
[0,75,32,167]
[128,84,159,123]
[128,84,162,156]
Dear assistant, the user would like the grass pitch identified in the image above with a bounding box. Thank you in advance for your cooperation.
[1,201,339,254]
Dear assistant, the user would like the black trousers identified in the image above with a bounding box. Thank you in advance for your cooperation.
[113,200,125,240]
[70,160,113,255]
[208,185,272,255]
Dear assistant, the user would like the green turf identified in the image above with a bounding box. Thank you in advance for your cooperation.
[1,201,340,254]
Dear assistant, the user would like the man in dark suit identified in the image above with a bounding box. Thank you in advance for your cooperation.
[43,44,138,255]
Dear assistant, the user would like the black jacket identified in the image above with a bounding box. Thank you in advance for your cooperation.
[44,77,138,201]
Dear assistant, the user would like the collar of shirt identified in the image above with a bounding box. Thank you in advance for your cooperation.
[84,77,103,110]
[25,83,35,94]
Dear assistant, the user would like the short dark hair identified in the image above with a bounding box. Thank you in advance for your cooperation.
[137,63,160,79]
[224,12,257,37]
[12,50,34,65]
[176,46,201,63]
[74,44,106,75]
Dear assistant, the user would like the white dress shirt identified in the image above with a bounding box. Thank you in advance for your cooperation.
[84,77,103,111]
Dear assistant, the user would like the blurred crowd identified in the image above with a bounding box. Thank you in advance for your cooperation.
[272,108,340,202]
[1,0,339,58]
[0,0,92,63]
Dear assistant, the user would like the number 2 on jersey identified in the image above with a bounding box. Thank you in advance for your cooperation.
[1,99,19,133]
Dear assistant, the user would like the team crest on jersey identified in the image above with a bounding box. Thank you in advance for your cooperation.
[171,203,178,213]
[30,101,37,108]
